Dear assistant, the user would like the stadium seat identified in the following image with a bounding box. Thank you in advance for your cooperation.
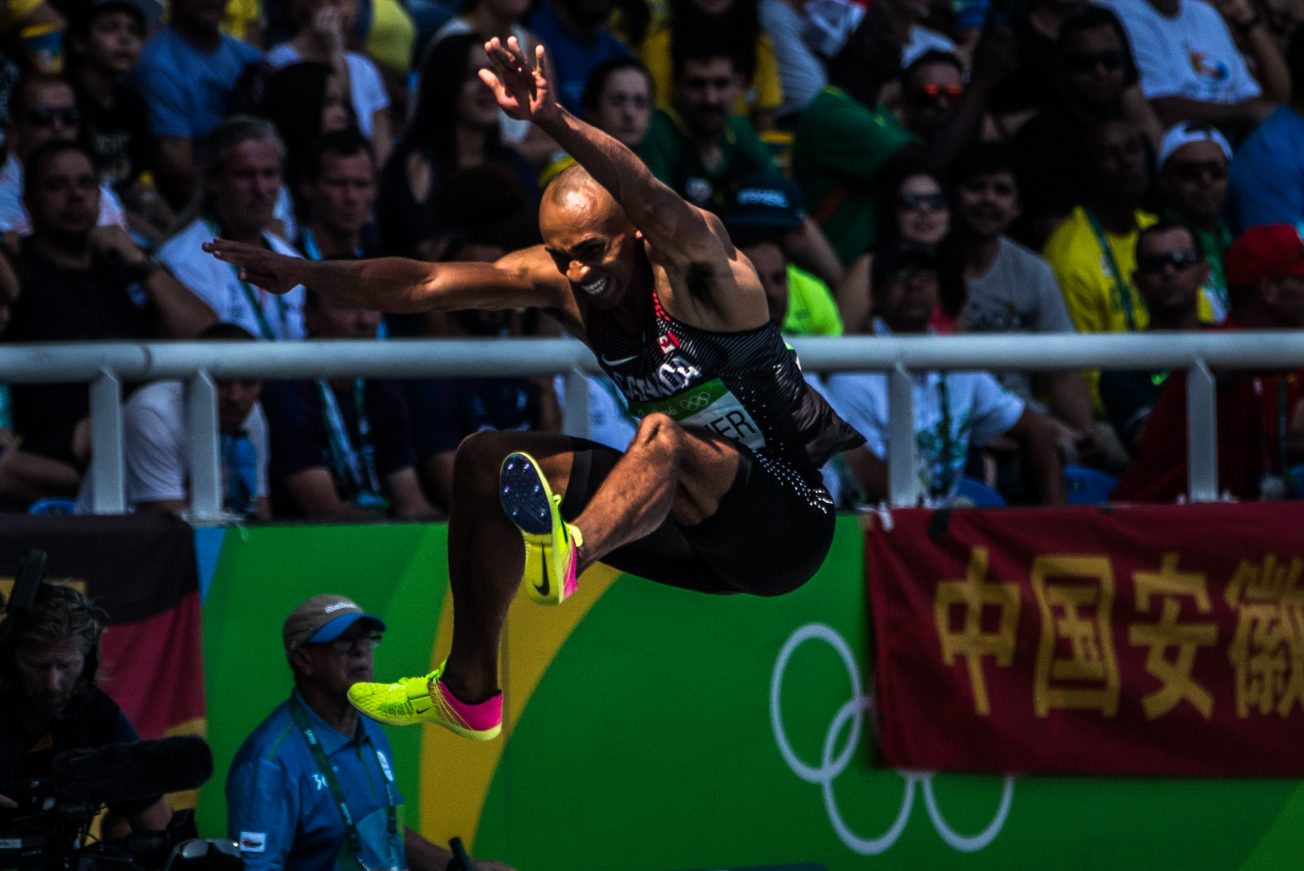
[1064,465,1118,505]
[28,498,76,516]
[955,476,1006,507]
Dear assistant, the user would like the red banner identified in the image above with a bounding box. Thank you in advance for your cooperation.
[866,503,1304,776]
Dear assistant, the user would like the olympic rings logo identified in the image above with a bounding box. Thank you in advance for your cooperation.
[769,623,1016,856]
[680,392,713,412]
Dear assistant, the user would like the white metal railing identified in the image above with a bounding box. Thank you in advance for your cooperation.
[4,331,1303,519]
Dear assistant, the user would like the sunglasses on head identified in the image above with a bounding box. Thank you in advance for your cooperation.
[1065,50,1125,73]
[1169,159,1229,181]
[314,631,383,653]
[26,106,79,128]
[898,192,947,211]
[1137,249,1202,273]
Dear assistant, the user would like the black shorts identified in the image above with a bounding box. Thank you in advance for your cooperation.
[559,439,836,597]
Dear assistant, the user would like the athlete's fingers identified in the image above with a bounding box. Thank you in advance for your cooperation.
[488,35,520,69]
[484,37,513,70]
[478,67,503,94]
[534,43,548,81]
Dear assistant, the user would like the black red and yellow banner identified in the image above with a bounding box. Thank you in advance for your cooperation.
[0,514,204,742]
[866,504,1304,776]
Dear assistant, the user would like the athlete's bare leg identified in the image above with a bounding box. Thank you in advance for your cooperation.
[442,413,740,702]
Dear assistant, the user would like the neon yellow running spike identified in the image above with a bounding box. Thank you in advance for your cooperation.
[347,663,502,740]
[499,451,584,605]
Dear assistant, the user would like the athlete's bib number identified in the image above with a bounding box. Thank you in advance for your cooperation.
[630,379,765,450]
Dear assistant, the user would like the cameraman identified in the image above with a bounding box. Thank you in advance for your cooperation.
[0,584,172,835]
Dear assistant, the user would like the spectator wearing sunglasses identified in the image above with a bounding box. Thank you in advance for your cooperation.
[837,166,961,334]
[826,241,1065,507]
[227,594,516,870]
[1100,0,1287,134]
[1099,221,1209,453]
[899,51,965,142]
[1114,222,1304,501]
[0,72,129,238]
[1228,29,1304,233]
[1157,121,1234,321]
[1010,6,1163,248]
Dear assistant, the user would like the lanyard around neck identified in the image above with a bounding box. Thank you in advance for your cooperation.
[207,218,289,340]
[931,372,957,500]
[1084,210,1139,332]
[288,694,398,866]
[316,379,384,499]
[302,228,364,262]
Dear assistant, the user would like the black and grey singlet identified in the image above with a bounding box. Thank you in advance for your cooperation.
[588,289,865,504]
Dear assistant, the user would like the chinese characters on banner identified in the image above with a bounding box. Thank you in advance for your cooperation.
[865,504,1304,775]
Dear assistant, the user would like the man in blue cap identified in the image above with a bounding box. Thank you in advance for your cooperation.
[226,594,513,870]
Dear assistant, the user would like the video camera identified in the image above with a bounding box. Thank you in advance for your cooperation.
[0,551,215,869]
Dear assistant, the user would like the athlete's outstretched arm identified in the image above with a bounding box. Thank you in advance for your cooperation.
[204,240,560,313]
[481,37,722,260]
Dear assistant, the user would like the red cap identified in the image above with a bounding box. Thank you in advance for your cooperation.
[1225,223,1304,286]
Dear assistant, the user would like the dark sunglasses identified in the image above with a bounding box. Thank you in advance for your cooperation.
[1169,159,1229,181]
[26,106,79,128]
[898,192,947,211]
[314,631,383,653]
[1137,249,1202,273]
[1065,51,1125,73]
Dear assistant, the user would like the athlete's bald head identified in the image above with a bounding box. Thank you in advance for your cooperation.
[539,164,631,239]
[538,163,647,307]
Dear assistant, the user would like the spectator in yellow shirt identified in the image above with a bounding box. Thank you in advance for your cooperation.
[640,0,783,130]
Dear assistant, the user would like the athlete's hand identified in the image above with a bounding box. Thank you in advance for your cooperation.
[203,238,304,294]
[480,36,558,126]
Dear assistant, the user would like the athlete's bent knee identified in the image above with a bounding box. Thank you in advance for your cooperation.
[452,430,515,497]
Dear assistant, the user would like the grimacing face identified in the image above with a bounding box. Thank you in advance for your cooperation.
[539,188,644,309]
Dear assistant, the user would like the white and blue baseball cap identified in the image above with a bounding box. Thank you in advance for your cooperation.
[283,594,386,652]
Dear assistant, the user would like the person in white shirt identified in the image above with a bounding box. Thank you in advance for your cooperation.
[826,243,1065,506]
[158,116,308,340]
[77,322,272,519]
[1101,0,1288,133]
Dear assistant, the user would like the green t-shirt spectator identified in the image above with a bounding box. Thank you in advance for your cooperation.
[793,86,916,266]
[637,107,776,215]
[783,266,844,337]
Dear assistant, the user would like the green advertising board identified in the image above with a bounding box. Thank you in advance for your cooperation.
[198,518,1304,869]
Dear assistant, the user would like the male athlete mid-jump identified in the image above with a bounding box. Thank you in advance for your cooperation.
[206,36,864,740]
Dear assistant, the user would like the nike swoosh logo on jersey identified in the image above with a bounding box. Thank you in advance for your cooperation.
[600,353,638,366]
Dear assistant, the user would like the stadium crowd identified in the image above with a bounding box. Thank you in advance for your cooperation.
[0,0,1300,514]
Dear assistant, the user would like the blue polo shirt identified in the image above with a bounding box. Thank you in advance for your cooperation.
[226,692,405,870]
